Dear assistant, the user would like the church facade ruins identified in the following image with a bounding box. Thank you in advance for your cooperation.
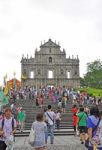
[21,39,80,88]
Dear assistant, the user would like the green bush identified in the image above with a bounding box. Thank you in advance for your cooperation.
[78,88,102,97]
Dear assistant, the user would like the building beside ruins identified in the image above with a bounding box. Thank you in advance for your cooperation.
[21,39,80,88]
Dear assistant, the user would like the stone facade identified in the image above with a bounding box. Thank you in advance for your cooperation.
[21,39,80,88]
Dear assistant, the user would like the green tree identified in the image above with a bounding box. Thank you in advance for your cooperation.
[87,60,102,72]
[83,60,102,88]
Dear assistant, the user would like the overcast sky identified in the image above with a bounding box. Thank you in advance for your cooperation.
[0,0,102,85]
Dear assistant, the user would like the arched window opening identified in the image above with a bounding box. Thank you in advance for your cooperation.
[23,69,26,74]
[61,69,64,75]
[49,48,51,53]
[38,69,41,75]
[49,57,52,63]
[75,71,77,75]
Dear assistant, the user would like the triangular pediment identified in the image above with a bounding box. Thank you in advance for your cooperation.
[40,39,60,47]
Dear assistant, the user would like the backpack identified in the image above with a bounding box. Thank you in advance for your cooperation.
[85,119,101,148]
[62,91,67,97]
[91,120,102,146]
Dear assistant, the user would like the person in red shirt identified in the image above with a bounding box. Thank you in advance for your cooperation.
[72,105,78,114]
[73,112,78,136]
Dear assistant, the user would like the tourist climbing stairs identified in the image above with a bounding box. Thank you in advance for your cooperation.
[15,97,74,137]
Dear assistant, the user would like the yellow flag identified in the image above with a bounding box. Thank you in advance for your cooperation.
[4,85,8,95]
[3,74,7,86]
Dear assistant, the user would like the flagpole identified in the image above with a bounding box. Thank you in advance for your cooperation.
[13,72,16,91]
[3,74,9,96]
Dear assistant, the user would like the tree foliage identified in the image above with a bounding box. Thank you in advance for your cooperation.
[82,60,102,89]
[87,60,102,72]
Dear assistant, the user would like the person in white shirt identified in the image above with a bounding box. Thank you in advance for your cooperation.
[0,107,16,150]
[45,105,56,144]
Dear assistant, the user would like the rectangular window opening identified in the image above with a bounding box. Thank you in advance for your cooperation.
[67,71,70,79]
[48,70,53,79]
[30,71,34,79]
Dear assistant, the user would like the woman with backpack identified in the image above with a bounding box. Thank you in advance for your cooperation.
[87,107,102,150]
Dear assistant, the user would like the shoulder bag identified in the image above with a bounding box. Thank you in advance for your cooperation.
[28,127,35,147]
[46,112,54,126]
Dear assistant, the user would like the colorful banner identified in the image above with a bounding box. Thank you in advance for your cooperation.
[7,78,21,89]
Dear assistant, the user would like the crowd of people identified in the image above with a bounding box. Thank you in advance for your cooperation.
[8,86,102,109]
[72,104,102,150]
[0,86,102,150]
[30,105,102,150]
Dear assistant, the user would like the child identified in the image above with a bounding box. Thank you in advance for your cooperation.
[55,109,61,130]
[58,97,62,108]
[17,108,25,132]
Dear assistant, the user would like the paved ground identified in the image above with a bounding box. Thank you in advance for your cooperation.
[13,136,87,150]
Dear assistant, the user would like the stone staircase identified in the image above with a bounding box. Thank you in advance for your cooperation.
[15,97,74,137]
[15,97,102,137]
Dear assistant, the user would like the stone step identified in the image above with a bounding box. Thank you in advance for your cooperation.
[25,120,72,122]
[24,122,73,125]
[19,128,74,131]
[24,116,73,120]
[20,127,74,130]
[24,111,73,113]
[15,129,75,137]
